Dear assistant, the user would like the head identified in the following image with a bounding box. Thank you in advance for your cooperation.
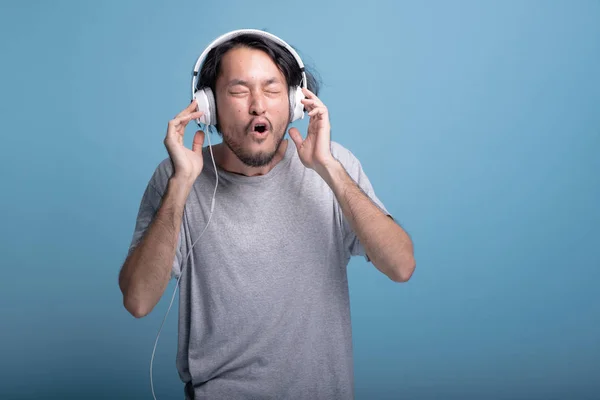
[196,33,320,167]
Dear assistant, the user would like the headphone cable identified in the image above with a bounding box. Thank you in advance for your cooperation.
[150,124,218,400]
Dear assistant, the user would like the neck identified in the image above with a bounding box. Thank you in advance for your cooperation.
[214,139,289,177]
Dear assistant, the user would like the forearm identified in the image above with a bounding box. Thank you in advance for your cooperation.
[319,160,415,282]
[119,177,192,317]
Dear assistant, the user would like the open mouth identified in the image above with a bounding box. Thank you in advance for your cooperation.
[253,124,267,133]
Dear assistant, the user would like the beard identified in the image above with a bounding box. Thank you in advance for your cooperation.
[220,117,289,167]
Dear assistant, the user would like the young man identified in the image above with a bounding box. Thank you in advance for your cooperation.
[119,31,415,399]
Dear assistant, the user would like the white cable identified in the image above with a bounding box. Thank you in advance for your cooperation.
[150,124,218,400]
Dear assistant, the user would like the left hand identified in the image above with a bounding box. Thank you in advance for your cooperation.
[288,88,336,173]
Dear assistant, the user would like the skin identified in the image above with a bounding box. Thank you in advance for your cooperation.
[119,45,415,319]
[212,46,292,176]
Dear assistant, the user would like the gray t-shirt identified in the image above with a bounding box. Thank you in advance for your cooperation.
[128,139,390,399]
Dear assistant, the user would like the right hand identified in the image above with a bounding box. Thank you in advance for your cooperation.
[163,100,205,184]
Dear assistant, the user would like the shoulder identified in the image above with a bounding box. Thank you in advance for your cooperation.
[330,140,362,172]
[330,140,357,162]
[147,157,175,194]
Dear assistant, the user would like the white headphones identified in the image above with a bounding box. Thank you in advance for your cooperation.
[190,28,308,127]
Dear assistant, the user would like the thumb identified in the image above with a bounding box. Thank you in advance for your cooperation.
[192,130,205,154]
[288,127,303,149]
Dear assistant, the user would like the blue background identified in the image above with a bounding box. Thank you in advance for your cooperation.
[1,1,599,399]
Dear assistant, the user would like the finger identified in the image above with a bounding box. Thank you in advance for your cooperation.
[301,99,315,112]
[173,111,204,126]
[183,110,204,122]
[185,99,200,114]
[167,111,204,146]
[302,87,316,98]
[288,127,303,149]
[175,99,199,118]
[301,95,324,111]
[192,130,205,154]
[308,107,327,117]
[301,98,318,109]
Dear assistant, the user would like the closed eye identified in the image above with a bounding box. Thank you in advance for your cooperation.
[265,84,282,94]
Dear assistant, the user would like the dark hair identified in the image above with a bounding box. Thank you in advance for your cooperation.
[196,33,321,130]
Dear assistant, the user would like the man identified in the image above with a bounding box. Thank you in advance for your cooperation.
[119,31,415,399]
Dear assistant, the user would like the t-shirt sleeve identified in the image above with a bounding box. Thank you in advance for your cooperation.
[127,166,184,280]
[332,142,392,262]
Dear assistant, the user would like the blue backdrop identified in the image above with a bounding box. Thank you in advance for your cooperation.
[1,1,599,399]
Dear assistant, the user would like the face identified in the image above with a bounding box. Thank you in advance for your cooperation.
[215,46,291,167]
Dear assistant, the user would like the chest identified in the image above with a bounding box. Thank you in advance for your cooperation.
[181,171,347,298]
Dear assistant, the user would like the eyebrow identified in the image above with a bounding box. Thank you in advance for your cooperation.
[227,77,282,87]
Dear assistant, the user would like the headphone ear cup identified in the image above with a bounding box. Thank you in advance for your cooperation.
[289,86,305,122]
[193,87,216,125]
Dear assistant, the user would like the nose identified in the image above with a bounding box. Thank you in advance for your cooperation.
[249,91,266,116]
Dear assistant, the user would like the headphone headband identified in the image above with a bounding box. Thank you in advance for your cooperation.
[191,29,308,126]
[191,29,307,99]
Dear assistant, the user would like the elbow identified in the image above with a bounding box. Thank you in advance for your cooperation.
[119,267,152,319]
[123,296,152,319]
[120,279,152,318]
[389,256,416,283]
[130,309,150,319]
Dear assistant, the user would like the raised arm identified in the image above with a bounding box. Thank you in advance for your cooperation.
[119,100,205,318]
[320,161,415,282]
[288,87,415,282]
